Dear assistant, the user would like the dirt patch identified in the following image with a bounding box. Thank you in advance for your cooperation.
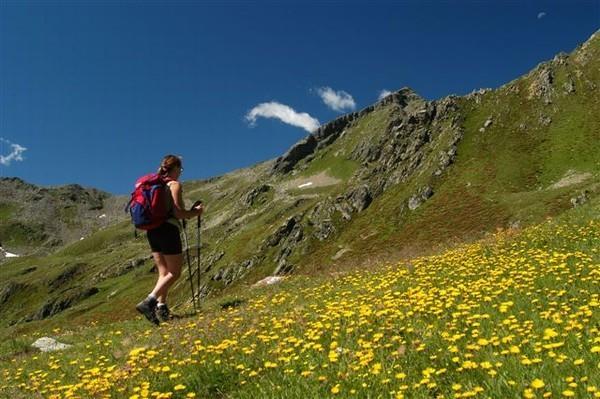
[282,171,341,191]
[548,170,592,189]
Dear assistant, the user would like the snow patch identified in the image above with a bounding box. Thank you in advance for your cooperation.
[298,182,313,189]
[0,247,19,258]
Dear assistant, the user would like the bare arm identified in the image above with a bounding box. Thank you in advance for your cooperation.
[168,181,204,219]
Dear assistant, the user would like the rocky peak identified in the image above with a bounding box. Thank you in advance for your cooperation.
[270,88,426,175]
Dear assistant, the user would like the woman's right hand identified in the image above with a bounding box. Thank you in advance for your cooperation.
[193,203,204,216]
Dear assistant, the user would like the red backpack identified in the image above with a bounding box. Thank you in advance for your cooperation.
[126,173,171,230]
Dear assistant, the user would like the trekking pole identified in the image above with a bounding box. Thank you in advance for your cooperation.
[190,200,203,309]
[181,220,197,313]
[197,210,202,309]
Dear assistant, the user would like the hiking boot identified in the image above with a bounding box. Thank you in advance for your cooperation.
[136,296,159,325]
[156,304,171,322]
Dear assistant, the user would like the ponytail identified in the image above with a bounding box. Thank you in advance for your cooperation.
[158,155,182,176]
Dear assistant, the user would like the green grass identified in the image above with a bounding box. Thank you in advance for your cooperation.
[298,156,359,181]
[0,202,18,220]
[1,201,598,398]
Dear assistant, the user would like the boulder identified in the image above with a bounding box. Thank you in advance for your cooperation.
[253,276,285,287]
[32,337,72,352]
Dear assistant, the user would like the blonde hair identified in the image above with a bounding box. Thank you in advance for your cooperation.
[158,154,182,176]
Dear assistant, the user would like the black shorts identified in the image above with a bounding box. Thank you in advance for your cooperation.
[146,222,182,255]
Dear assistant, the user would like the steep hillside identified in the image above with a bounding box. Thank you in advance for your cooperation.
[0,30,598,336]
[1,195,598,398]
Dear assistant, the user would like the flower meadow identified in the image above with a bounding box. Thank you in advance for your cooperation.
[1,218,599,398]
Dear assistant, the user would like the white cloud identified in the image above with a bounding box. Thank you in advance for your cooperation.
[245,102,320,133]
[0,138,27,166]
[317,87,356,112]
[537,12,546,19]
[378,89,393,100]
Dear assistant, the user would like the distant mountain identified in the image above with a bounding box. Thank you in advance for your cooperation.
[0,177,127,255]
[0,30,598,330]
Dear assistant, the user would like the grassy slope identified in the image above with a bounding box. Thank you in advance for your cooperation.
[1,197,597,399]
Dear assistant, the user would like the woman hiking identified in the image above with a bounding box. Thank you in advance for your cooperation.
[136,155,204,325]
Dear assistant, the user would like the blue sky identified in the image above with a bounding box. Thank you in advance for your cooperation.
[1,1,598,195]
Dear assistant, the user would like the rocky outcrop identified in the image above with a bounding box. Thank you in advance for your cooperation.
[211,258,256,285]
[203,250,225,273]
[346,185,372,212]
[29,287,99,321]
[571,191,589,208]
[49,263,87,292]
[270,115,354,174]
[266,217,301,247]
[0,281,28,305]
[308,202,337,241]
[528,66,554,104]
[242,184,272,207]
[349,94,464,198]
[99,256,152,280]
[408,186,434,211]
[270,88,425,175]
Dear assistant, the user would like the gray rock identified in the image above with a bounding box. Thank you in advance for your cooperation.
[270,113,357,174]
[313,219,335,241]
[253,276,285,287]
[267,217,299,247]
[32,337,72,352]
[0,281,28,305]
[242,184,271,207]
[48,263,86,292]
[571,191,589,208]
[334,201,353,221]
[528,66,554,104]
[539,115,552,126]
[211,268,226,281]
[274,260,294,276]
[203,251,225,272]
[31,287,99,321]
[408,186,434,211]
[346,185,372,212]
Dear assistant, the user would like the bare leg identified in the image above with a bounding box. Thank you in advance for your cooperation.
[151,252,169,303]
[150,253,183,303]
